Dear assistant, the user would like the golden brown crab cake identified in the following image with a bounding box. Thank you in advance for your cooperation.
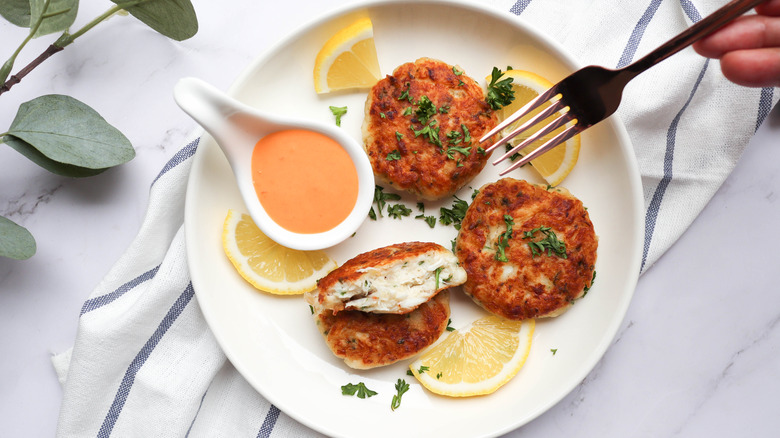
[312,290,451,369]
[305,241,465,315]
[362,57,498,200]
[455,178,597,320]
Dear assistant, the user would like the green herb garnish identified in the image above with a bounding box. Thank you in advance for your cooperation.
[550,349,558,355]
[415,95,437,125]
[446,146,471,160]
[387,204,412,219]
[522,226,567,258]
[439,195,469,230]
[386,150,401,161]
[373,185,401,218]
[446,318,455,332]
[417,365,430,374]
[485,67,515,110]
[341,382,378,399]
[494,214,514,262]
[434,267,443,289]
[329,105,347,126]
[412,121,442,147]
[391,379,410,411]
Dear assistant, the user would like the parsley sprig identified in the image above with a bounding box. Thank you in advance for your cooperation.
[391,379,410,411]
[485,67,515,110]
[415,95,437,125]
[522,226,567,258]
[341,382,378,399]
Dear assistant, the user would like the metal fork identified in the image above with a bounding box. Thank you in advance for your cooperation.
[481,0,765,175]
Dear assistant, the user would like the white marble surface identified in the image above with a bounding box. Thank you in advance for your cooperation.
[1,0,779,436]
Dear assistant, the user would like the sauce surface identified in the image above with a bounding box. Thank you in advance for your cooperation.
[251,129,359,234]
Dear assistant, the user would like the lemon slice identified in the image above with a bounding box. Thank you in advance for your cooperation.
[313,16,382,93]
[409,316,534,397]
[222,210,337,295]
[491,70,581,186]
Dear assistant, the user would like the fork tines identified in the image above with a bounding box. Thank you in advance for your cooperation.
[479,85,580,176]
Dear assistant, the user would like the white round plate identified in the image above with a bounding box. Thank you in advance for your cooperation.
[185,1,644,437]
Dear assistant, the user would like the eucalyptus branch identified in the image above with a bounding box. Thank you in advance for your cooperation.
[0,0,150,96]
[0,0,53,85]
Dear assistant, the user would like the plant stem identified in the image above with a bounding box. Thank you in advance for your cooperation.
[0,0,53,85]
[0,0,151,96]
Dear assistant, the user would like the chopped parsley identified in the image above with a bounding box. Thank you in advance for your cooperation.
[403,106,413,116]
[522,226,567,258]
[446,318,455,332]
[505,144,521,162]
[417,365,430,374]
[485,67,515,110]
[387,203,412,219]
[386,150,401,161]
[452,66,463,76]
[447,130,463,145]
[439,195,469,229]
[494,215,514,262]
[412,121,442,147]
[446,145,471,160]
[415,95,437,125]
[550,349,558,355]
[439,104,450,114]
[415,213,436,228]
[461,124,472,144]
[396,131,404,141]
[329,105,347,126]
[434,267,444,289]
[341,382,378,399]
[583,270,597,296]
[391,379,410,411]
[370,185,401,219]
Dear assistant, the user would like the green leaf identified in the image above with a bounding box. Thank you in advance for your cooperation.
[6,94,135,171]
[113,0,198,41]
[3,136,106,177]
[0,0,32,27]
[0,216,36,260]
[30,0,78,38]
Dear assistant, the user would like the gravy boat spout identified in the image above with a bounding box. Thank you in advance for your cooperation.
[173,77,374,251]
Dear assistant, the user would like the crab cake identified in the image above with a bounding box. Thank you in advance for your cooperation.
[362,57,498,200]
[306,241,466,315]
[455,178,597,320]
[311,291,451,369]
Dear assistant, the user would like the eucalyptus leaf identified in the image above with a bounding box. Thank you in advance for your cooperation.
[7,94,135,169]
[113,0,198,41]
[0,0,31,27]
[0,216,36,260]
[3,136,107,177]
[30,0,79,38]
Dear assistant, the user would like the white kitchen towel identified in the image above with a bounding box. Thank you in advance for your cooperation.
[54,0,778,436]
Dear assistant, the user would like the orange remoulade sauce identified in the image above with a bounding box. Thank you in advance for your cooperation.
[251,129,359,234]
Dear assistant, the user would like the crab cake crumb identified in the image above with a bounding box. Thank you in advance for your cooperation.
[312,291,451,369]
[455,178,597,320]
[306,241,466,315]
[362,57,498,200]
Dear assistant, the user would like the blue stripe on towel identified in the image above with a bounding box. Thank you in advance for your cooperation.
[80,265,160,316]
[185,389,209,437]
[756,87,774,131]
[642,60,710,271]
[678,0,703,22]
[96,283,196,438]
[257,405,281,438]
[510,0,533,15]
[616,0,663,68]
[152,137,200,186]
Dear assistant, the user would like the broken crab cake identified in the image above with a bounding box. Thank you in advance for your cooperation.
[304,241,464,369]
[455,178,598,320]
[311,290,451,369]
[362,57,498,200]
[306,241,466,315]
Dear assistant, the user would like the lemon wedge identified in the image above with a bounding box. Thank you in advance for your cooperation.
[313,16,382,94]
[491,70,581,186]
[409,315,534,397]
[222,210,337,294]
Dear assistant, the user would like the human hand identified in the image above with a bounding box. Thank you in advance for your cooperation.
[693,0,780,87]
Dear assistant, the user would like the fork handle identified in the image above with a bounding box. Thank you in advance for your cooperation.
[625,0,765,76]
